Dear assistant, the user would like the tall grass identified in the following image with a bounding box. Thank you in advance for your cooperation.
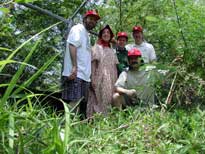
[1,104,205,153]
[0,22,61,108]
[0,21,66,153]
[1,12,205,154]
[0,101,71,154]
[66,107,205,154]
[1,52,205,153]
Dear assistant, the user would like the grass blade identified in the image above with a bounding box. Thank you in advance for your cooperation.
[0,47,13,52]
[12,52,60,95]
[63,102,71,154]
[1,40,40,106]
[0,21,61,72]
[8,112,14,150]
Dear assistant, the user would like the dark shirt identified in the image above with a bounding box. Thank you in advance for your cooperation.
[116,46,129,75]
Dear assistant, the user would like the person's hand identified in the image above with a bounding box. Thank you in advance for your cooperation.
[110,38,117,45]
[68,66,77,80]
[126,89,137,97]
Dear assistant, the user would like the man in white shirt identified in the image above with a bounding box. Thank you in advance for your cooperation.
[126,26,156,63]
[62,10,100,116]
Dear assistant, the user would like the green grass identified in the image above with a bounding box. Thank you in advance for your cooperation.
[1,8,205,153]
[69,107,205,154]
[1,104,205,154]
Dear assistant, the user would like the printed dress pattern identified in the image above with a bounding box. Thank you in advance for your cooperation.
[87,44,119,117]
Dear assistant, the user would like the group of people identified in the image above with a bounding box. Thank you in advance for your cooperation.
[61,10,157,119]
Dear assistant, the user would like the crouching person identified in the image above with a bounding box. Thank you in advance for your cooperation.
[113,48,155,109]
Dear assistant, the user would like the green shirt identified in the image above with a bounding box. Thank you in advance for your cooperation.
[115,69,155,104]
[116,47,129,75]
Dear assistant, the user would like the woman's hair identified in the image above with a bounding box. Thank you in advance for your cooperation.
[98,25,114,41]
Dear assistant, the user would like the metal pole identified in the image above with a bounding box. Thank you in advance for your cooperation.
[172,0,188,63]
[19,0,97,36]
[70,0,90,20]
[19,2,68,23]
[119,0,122,31]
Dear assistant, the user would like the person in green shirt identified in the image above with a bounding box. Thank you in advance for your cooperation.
[113,48,155,109]
[115,32,129,76]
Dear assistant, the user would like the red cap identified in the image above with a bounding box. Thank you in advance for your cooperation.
[84,10,100,20]
[128,48,142,57]
[132,26,143,32]
[117,32,128,40]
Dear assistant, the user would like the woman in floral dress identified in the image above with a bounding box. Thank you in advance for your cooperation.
[87,25,119,118]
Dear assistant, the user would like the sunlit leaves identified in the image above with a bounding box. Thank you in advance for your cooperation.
[15,0,40,3]
[145,16,158,22]
[0,7,10,16]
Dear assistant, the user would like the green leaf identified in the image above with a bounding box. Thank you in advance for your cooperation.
[0,47,13,52]
[63,102,71,154]
[0,8,10,15]
[8,113,14,150]
[145,16,158,22]
[15,94,43,106]
[15,0,39,3]
[0,60,16,66]
[1,40,40,107]
[0,21,61,72]
[12,52,60,95]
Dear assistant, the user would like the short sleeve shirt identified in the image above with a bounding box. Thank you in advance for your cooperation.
[115,70,155,104]
[62,23,91,82]
[115,47,129,75]
[126,42,156,63]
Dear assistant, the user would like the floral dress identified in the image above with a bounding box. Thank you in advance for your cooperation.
[87,44,119,118]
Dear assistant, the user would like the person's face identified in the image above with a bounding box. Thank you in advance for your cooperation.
[102,29,111,42]
[133,31,143,44]
[84,16,98,30]
[117,37,127,48]
[128,56,141,70]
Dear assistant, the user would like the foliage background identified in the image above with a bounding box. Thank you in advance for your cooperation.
[1,0,205,90]
[1,0,205,153]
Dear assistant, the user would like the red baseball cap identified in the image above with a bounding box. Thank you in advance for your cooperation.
[132,26,143,32]
[128,48,142,57]
[117,32,128,40]
[84,10,100,20]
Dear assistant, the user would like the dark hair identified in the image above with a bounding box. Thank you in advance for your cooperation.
[98,25,114,40]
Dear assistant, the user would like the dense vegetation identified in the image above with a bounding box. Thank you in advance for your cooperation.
[1,106,205,153]
[1,0,205,153]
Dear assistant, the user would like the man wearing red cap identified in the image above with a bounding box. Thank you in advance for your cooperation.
[62,10,100,116]
[115,32,129,75]
[126,26,156,63]
[113,48,155,109]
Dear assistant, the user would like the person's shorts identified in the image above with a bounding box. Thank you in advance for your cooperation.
[61,77,90,102]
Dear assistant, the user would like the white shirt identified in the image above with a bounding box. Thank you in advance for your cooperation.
[62,23,91,82]
[126,41,156,63]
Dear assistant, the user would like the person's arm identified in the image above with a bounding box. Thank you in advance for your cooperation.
[149,44,157,63]
[90,60,98,90]
[114,71,137,97]
[115,86,137,97]
[66,25,82,80]
[68,44,77,80]
[111,38,117,49]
